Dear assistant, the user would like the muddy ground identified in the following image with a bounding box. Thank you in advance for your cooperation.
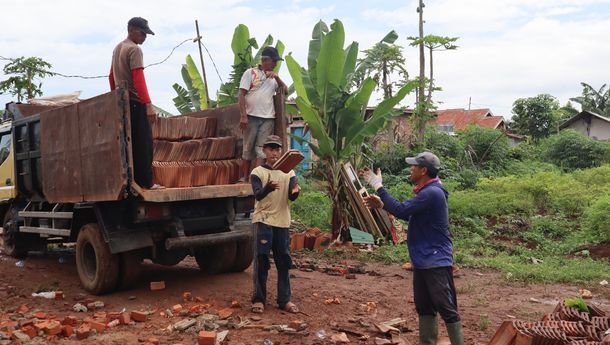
[1,248,608,345]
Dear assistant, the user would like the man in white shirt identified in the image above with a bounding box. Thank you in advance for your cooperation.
[239,46,288,172]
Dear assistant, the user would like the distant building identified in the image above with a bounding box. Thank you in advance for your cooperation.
[434,108,505,134]
[559,110,610,141]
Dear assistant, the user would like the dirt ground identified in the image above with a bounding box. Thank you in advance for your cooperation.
[1,248,608,345]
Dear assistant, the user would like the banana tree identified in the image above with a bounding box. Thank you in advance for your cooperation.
[217,24,285,106]
[172,54,209,114]
[286,20,416,237]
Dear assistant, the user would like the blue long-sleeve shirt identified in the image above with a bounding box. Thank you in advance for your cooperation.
[377,180,453,269]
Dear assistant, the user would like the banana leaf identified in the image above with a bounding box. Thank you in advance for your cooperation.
[185,54,208,110]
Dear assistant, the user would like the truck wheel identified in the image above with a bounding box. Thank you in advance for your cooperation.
[76,223,119,295]
[194,242,236,275]
[2,209,28,258]
[117,250,143,290]
[230,237,254,272]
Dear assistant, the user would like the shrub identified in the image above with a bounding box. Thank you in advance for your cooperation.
[459,126,510,170]
[291,191,331,230]
[582,194,610,242]
[372,143,412,175]
[425,130,462,158]
[544,130,608,170]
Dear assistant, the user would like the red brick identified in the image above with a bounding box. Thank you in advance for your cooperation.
[231,300,241,308]
[218,307,233,319]
[19,320,33,328]
[54,291,64,300]
[120,312,131,325]
[88,320,106,333]
[62,316,78,326]
[33,311,46,319]
[18,305,29,314]
[34,321,49,332]
[289,319,306,330]
[131,311,148,322]
[172,304,183,313]
[47,335,58,342]
[61,325,73,338]
[106,312,121,323]
[150,281,165,291]
[147,337,160,345]
[76,324,90,340]
[93,311,107,320]
[45,320,62,335]
[198,331,216,345]
[182,292,192,302]
[21,325,36,338]
[194,297,204,303]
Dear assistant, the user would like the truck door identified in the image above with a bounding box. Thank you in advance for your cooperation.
[0,125,16,200]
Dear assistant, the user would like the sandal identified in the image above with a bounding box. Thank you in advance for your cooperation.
[282,302,299,314]
[251,302,264,314]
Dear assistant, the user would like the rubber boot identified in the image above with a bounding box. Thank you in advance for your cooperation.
[446,321,464,345]
[418,315,438,345]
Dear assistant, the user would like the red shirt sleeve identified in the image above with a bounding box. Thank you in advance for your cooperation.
[132,68,151,104]
[109,66,116,90]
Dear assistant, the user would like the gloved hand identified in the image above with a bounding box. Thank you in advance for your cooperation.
[362,167,383,191]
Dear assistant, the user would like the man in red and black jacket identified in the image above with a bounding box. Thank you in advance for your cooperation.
[109,17,160,189]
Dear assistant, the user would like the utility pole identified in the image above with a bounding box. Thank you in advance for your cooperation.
[416,0,426,144]
[194,19,211,109]
[468,97,471,110]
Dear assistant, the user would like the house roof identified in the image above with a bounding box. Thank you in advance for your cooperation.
[434,108,505,130]
[559,110,610,129]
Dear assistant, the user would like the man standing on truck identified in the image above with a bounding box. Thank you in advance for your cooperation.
[362,152,464,345]
[109,17,161,189]
[239,47,288,174]
[250,135,300,314]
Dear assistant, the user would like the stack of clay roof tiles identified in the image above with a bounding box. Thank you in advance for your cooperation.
[488,301,609,345]
[150,116,248,188]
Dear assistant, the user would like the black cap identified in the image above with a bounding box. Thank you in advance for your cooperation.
[262,135,283,148]
[405,151,441,172]
[128,17,155,35]
[261,46,283,61]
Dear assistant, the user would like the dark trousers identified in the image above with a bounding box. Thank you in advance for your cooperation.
[413,266,460,323]
[251,223,292,308]
[129,101,154,188]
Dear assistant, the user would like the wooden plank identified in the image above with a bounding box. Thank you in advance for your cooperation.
[40,103,83,202]
[134,183,253,202]
[340,163,384,238]
[273,92,289,149]
[20,226,70,237]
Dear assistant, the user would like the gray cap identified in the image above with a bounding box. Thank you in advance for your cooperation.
[128,17,155,35]
[262,135,282,147]
[405,151,441,171]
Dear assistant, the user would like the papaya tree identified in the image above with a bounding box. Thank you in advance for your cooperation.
[172,54,209,114]
[286,20,416,237]
[217,24,285,106]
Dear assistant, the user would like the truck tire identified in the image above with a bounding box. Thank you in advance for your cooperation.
[194,242,236,275]
[76,223,119,295]
[117,250,143,290]
[1,209,45,258]
[230,237,254,272]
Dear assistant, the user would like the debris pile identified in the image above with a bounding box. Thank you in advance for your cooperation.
[290,227,332,252]
[488,301,610,345]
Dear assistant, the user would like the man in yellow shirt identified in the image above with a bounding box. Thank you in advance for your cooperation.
[250,135,300,314]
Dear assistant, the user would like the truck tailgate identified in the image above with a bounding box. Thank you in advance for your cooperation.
[132,183,252,202]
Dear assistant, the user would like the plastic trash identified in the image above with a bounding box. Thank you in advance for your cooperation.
[315,330,327,340]
[262,339,273,345]
[15,260,25,267]
[107,319,120,328]
[31,291,56,299]
[73,303,88,312]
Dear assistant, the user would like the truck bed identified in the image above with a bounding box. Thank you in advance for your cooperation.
[132,182,252,202]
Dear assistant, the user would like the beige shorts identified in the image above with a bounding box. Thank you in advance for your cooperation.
[242,115,275,160]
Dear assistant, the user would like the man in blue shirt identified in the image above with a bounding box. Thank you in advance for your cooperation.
[363,152,464,345]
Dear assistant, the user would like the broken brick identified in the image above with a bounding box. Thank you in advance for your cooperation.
[62,316,78,326]
[47,335,58,342]
[217,308,233,319]
[182,292,192,302]
[94,311,107,320]
[33,311,46,319]
[76,324,90,340]
[88,320,106,333]
[147,337,160,345]
[231,300,241,308]
[21,325,36,338]
[150,281,166,291]
[17,305,29,314]
[54,291,64,300]
[62,325,73,338]
[45,320,62,335]
[34,320,49,332]
[131,311,148,322]
[120,312,131,325]
[289,319,306,330]
[172,304,183,313]
[195,297,204,303]
[198,331,217,345]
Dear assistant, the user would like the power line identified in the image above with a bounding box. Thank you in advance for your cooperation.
[201,42,224,84]
[0,38,196,80]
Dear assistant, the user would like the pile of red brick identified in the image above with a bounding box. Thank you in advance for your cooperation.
[291,228,332,252]
[0,304,151,343]
[150,116,248,188]
[488,301,609,345]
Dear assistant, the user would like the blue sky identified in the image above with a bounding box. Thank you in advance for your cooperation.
[1,0,609,118]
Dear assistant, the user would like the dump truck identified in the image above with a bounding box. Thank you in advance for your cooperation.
[0,87,288,294]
